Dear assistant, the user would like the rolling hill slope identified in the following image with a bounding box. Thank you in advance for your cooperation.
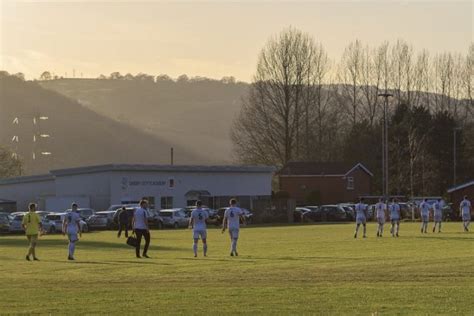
[40,78,248,163]
[0,76,203,175]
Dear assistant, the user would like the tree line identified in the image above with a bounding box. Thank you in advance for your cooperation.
[232,27,473,196]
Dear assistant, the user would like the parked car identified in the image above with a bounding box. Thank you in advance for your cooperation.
[0,212,10,233]
[339,205,355,221]
[318,205,351,221]
[9,213,25,233]
[35,211,51,220]
[147,209,164,229]
[159,208,189,228]
[42,213,88,233]
[86,211,117,230]
[294,207,312,222]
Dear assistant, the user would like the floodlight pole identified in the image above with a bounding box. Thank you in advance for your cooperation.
[378,93,393,205]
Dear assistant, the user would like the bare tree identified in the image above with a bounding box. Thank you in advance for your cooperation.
[231,27,325,166]
[338,40,364,126]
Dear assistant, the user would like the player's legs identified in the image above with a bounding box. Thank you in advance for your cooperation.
[390,220,394,236]
[354,223,360,238]
[201,231,208,256]
[142,230,150,257]
[396,220,400,237]
[117,224,123,238]
[135,229,143,258]
[193,238,199,257]
[362,223,367,238]
[68,233,78,260]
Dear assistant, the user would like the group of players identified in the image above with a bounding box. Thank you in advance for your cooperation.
[19,195,473,260]
[353,195,472,238]
[20,198,246,261]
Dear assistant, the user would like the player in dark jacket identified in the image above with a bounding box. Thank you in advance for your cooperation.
[117,206,130,238]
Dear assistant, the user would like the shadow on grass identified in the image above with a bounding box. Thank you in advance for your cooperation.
[415,236,473,241]
[0,238,185,252]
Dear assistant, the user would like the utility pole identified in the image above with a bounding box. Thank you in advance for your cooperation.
[378,92,393,205]
[453,127,462,186]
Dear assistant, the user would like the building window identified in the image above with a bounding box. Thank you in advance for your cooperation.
[161,196,173,209]
[347,177,354,190]
[168,178,175,189]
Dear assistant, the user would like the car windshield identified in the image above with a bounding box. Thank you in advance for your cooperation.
[13,215,24,220]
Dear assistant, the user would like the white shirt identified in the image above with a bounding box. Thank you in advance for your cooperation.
[389,203,400,218]
[191,208,209,231]
[64,211,81,234]
[224,207,242,229]
[133,207,148,230]
[432,202,442,217]
[375,202,386,218]
[460,199,471,214]
[420,202,430,215]
[355,203,366,218]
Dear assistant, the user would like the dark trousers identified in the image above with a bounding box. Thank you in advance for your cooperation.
[117,223,129,238]
[135,229,150,257]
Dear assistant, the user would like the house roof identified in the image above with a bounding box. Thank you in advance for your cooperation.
[447,180,474,193]
[277,162,373,177]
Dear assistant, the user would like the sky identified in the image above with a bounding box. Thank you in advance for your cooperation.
[0,0,472,82]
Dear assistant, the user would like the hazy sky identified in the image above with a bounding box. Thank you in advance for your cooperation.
[1,0,472,82]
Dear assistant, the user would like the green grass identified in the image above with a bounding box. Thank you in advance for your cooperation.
[0,222,473,315]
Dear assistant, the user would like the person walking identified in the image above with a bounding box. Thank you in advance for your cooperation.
[117,206,129,238]
[62,203,82,260]
[132,200,151,258]
[22,203,43,261]
[189,200,209,257]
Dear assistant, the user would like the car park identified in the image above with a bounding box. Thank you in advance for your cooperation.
[159,208,189,228]
[9,213,25,233]
[86,211,117,230]
[147,209,164,229]
[294,207,312,222]
[64,208,96,221]
[42,213,88,233]
[0,212,10,233]
[318,205,351,221]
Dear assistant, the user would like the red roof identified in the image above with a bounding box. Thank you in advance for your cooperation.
[277,162,373,177]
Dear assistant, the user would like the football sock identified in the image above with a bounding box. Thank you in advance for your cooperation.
[193,243,198,256]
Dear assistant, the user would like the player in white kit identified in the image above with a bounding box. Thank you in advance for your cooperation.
[432,199,443,233]
[188,200,209,257]
[222,198,245,256]
[389,198,401,237]
[62,203,82,260]
[460,196,471,232]
[375,198,386,237]
[354,198,368,239]
[419,199,430,234]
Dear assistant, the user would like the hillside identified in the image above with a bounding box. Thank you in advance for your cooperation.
[0,76,203,175]
[40,78,248,163]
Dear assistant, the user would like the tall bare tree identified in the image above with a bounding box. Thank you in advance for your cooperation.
[231,27,324,166]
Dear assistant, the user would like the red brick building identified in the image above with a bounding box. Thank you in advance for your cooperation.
[277,162,373,205]
[447,180,474,210]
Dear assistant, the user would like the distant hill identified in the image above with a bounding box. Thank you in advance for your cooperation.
[0,76,203,175]
[40,78,248,163]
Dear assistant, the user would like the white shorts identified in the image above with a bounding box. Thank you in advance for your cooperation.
[229,227,240,239]
[356,216,366,224]
[193,229,207,240]
[462,212,471,221]
[434,214,442,222]
[390,217,400,222]
[68,233,78,242]
[377,217,385,224]
[421,214,429,222]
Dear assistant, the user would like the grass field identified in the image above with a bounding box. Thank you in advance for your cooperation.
[0,222,473,315]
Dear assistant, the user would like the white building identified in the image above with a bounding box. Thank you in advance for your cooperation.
[0,164,274,212]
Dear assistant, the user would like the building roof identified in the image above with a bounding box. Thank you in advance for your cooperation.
[277,162,373,177]
[50,164,275,176]
[0,174,54,185]
[447,180,474,193]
